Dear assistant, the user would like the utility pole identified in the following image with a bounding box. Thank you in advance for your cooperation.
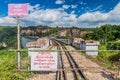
[17,16,21,70]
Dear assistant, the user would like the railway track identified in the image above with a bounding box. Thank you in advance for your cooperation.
[53,40,67,80]
[26,39,115,80]
[52,39,87,80]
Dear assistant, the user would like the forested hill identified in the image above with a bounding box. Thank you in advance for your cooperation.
[83,25,120,41]
[0,25,93,48]
[21,26,93,38]
[0,25,120,48]
[0,26,17,48]
[82,25,120,50]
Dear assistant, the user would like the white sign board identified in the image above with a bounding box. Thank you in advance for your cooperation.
[30,52,58,71]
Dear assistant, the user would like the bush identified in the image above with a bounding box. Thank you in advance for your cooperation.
[97,45,120,70]
[0,46,6,50]
[98,45,107,59]
[108,52,120,62]
[107,40,120,50]
[0,50,33,80]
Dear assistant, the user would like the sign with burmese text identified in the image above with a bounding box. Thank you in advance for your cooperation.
[8,4,28,17]
[31,52,58,71]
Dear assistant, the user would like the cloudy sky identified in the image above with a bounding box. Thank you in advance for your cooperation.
[0,0,120,27]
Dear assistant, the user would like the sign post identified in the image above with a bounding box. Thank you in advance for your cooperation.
[17,16,21,70]
[8,4,28,70]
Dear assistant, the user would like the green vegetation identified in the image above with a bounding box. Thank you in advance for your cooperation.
[85,45,119,71]
[0,50,34,80]
[107,40,120,50]
[1,24,120,48]
[0,46,6,50]
[1,24,120,73]
[0,26,17,48]
[21,25,59,36]
[97,45,119,70]
[81,24,120,70]
[0,25,94,48]
[82,24,120,44]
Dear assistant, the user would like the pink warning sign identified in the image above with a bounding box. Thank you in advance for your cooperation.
[8,4,28,17]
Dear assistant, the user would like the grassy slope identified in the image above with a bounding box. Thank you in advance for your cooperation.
[0,49,34,80]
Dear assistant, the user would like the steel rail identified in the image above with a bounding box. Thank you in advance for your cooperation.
[57,40,87,80]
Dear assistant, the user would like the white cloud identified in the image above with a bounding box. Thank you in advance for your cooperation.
[0,17,16,26]
[79,1,86,5]
[83,3,87,5]
[28,4,40,12]
[62,4,77,10]
[71,11,75,14]
[71,5,77,8]
[80,1,83,5]
[78,11,109,22]
[1,2,120,27]
[108,2,120,22]
[81,7,84,10]
[0,4,76,26]
[77,2,120,27]
[22,4,77,26]
[90,5,102,12]
[77,11,109,27]
[55,0,64,4]
[62,5,70,9]
[95,5,102,10]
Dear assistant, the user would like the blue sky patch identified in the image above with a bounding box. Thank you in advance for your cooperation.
[0,0,120,27]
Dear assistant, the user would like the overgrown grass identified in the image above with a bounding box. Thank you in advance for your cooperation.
[99,45,119,69]
[0,49,34,80]
[86,45,120,71]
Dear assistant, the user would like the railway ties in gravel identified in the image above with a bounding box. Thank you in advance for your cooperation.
[52,39,87,80]
[53,40,67,80]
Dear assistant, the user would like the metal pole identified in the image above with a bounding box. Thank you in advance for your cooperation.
[17,16,21,70]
